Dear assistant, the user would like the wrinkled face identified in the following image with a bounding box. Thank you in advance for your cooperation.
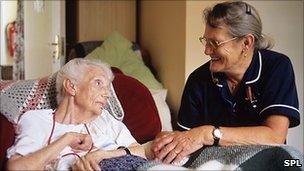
[74,66,110,115]
[203,24,244,73]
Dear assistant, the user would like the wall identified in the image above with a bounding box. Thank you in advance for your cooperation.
[185,1,222,79]
[139,1,186,116]
[77,1,136,42]
[0,0,17,65]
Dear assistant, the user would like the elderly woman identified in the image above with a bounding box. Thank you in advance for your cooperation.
[7,59,152,170]
[152,1,300,165]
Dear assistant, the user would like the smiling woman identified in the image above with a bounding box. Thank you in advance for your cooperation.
[152,1,301,166]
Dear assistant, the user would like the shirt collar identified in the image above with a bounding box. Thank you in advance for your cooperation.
[244,50,262,85]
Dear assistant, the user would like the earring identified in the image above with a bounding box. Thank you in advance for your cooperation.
[242,49,247,57]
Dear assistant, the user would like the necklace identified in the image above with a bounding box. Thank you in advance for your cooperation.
[227,80,239,95]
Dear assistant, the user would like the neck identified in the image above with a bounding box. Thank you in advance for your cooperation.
[55,96,96,124]
[226,49,254,83]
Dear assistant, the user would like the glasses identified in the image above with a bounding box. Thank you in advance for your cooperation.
[199,36,238,50]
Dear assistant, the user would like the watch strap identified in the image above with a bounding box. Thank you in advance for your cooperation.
[212,126,220,146]
[117,146,131,155]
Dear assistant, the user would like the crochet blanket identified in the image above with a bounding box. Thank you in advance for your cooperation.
[138,145,304,170]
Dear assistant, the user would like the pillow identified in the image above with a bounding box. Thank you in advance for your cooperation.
[0,74,58,123]
[85,31,163,90]
[150,89,173,131]
[0,73,124,124]
[113,73,161,144]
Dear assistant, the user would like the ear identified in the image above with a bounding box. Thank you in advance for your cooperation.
[63,79,76,96]
[242,34,255,50]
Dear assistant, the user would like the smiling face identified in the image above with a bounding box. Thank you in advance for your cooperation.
[74,66,110,115]
[203,24,245,74]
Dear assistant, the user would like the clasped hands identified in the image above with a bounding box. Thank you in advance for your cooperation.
[151,128,205,164]
[67,132,93,152]
[66,132,101,170]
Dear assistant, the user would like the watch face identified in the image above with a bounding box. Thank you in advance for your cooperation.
[214,129,222,139]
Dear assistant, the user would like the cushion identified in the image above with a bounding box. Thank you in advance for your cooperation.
[150,89,173,131]
[0,74,58,123]
[0,73,124,124]
[113,73,161,144]
[85,31,163,90]
[0,115,14,170]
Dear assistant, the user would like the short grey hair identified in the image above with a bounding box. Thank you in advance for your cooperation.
[56,58,114,103]
[203,1,274,50]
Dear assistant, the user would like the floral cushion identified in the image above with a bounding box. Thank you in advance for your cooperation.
[0,73,124,124]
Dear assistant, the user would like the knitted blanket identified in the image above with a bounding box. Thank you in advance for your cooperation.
[138,145,303,170]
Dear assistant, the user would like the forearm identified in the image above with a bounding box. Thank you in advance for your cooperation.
[129,142,153,159]
[219,126,286,146]
[92,143,150,162]
[7,133,72,170]
[197,115,289,146]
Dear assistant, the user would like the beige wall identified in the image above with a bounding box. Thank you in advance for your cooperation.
[185,1,222,79]
[77,1,136,42]
[139,1,186,116]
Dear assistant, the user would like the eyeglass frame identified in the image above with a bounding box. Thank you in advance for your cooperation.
[198,36,239,50]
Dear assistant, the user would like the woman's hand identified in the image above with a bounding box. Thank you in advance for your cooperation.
[66,132,93,152]
[152,127,213,164]
[72,150,101,171]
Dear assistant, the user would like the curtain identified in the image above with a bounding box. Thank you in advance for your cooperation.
[13,0,24,80]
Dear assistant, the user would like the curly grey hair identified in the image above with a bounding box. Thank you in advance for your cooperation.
[203,1,274,50]
[56,58,114,104]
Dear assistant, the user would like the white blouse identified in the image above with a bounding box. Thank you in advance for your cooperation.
[7,109,136,170]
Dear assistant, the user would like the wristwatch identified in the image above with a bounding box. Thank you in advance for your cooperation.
[212,126,222,146]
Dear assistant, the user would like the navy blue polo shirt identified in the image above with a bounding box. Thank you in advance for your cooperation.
[178,49,300,130]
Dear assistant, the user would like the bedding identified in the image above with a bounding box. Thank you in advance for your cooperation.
[99,154,148,170]
[137,145,304,170]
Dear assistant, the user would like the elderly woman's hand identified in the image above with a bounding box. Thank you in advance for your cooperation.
[66,132,93,152]
[72,150,101,171]
[152,126,213,164]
